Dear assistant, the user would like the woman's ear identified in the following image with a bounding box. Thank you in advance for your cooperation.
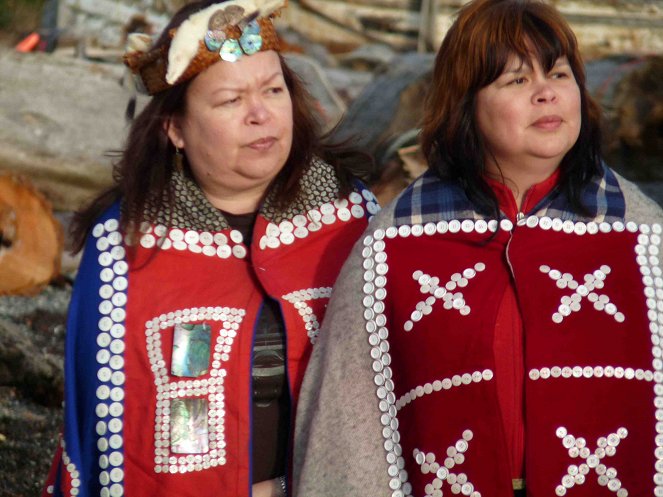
[164,116,185,149]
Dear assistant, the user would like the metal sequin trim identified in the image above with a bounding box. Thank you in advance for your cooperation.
[145,306,245,474]
[139,159,372,253]
[143,159,345,231]
[260,158,348,224]
[142,171,229,233]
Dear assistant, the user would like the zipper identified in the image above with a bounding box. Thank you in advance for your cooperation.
[505,212,522,279]
[504,212,525,485]
[505,229,516,278]
[502,193,525,276]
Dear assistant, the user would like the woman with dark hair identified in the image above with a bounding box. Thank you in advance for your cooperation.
[294,0,663,496]
[42,1,376,496]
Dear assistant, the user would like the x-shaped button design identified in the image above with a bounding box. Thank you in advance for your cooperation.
[404,263,486,331]
[539,264,625,324]
[555,426,629,496]
[413,429,480,496]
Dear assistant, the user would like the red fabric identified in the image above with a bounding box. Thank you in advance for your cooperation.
[40,178,373,497]
[487,169,560,219]
[384,226,655,497]
[385,229,515,496]
[492,284,525,480]
[118,213,366,497]
[41,439,62,497]
[488,170,560,480]
[510,227,653,496]
[123,250,258,496]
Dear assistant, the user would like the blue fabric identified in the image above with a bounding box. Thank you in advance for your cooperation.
[54,201,121,497]
[394,171,481,225]
[541,164,625,221]
[394,163,625,225]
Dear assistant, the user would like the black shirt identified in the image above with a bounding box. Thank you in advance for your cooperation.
[223,211,290,482]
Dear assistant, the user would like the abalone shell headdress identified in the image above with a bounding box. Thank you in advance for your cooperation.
[124,0,285,95]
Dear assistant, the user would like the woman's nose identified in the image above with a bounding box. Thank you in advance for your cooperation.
[246,96,270,124]
[532,80,557,104]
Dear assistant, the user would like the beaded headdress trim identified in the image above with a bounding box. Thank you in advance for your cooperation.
[124,0,285,95]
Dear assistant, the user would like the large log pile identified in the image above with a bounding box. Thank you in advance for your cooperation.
[282,0,663,55]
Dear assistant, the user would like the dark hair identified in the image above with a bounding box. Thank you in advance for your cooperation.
[71,0,365,252]
[420,0,603,218]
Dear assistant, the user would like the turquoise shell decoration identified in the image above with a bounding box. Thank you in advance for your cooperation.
[240,33,262,55]
[170,398,209,454]
[243,19,261,35]
[204,29,226,52]
[220,39,243,62]
[171,323,211,378]
[209,16,264,61]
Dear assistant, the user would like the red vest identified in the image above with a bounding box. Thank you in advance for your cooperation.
[44,185,373,497]
[366,217,661,497]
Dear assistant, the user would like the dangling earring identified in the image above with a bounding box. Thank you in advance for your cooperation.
[174,146,184,173]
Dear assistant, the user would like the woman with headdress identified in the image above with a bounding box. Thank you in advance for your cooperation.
[294,0,663,496]
[41,1,377,496]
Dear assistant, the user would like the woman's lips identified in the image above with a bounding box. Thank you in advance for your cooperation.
[532,115,563,130]
[247,137,277,150]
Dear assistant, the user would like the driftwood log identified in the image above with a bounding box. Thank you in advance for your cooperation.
[0,173,63,295]
[284,0,663,55]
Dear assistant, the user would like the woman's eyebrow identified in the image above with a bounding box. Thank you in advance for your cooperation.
[211,72,283,94]
[502,61,530,74]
